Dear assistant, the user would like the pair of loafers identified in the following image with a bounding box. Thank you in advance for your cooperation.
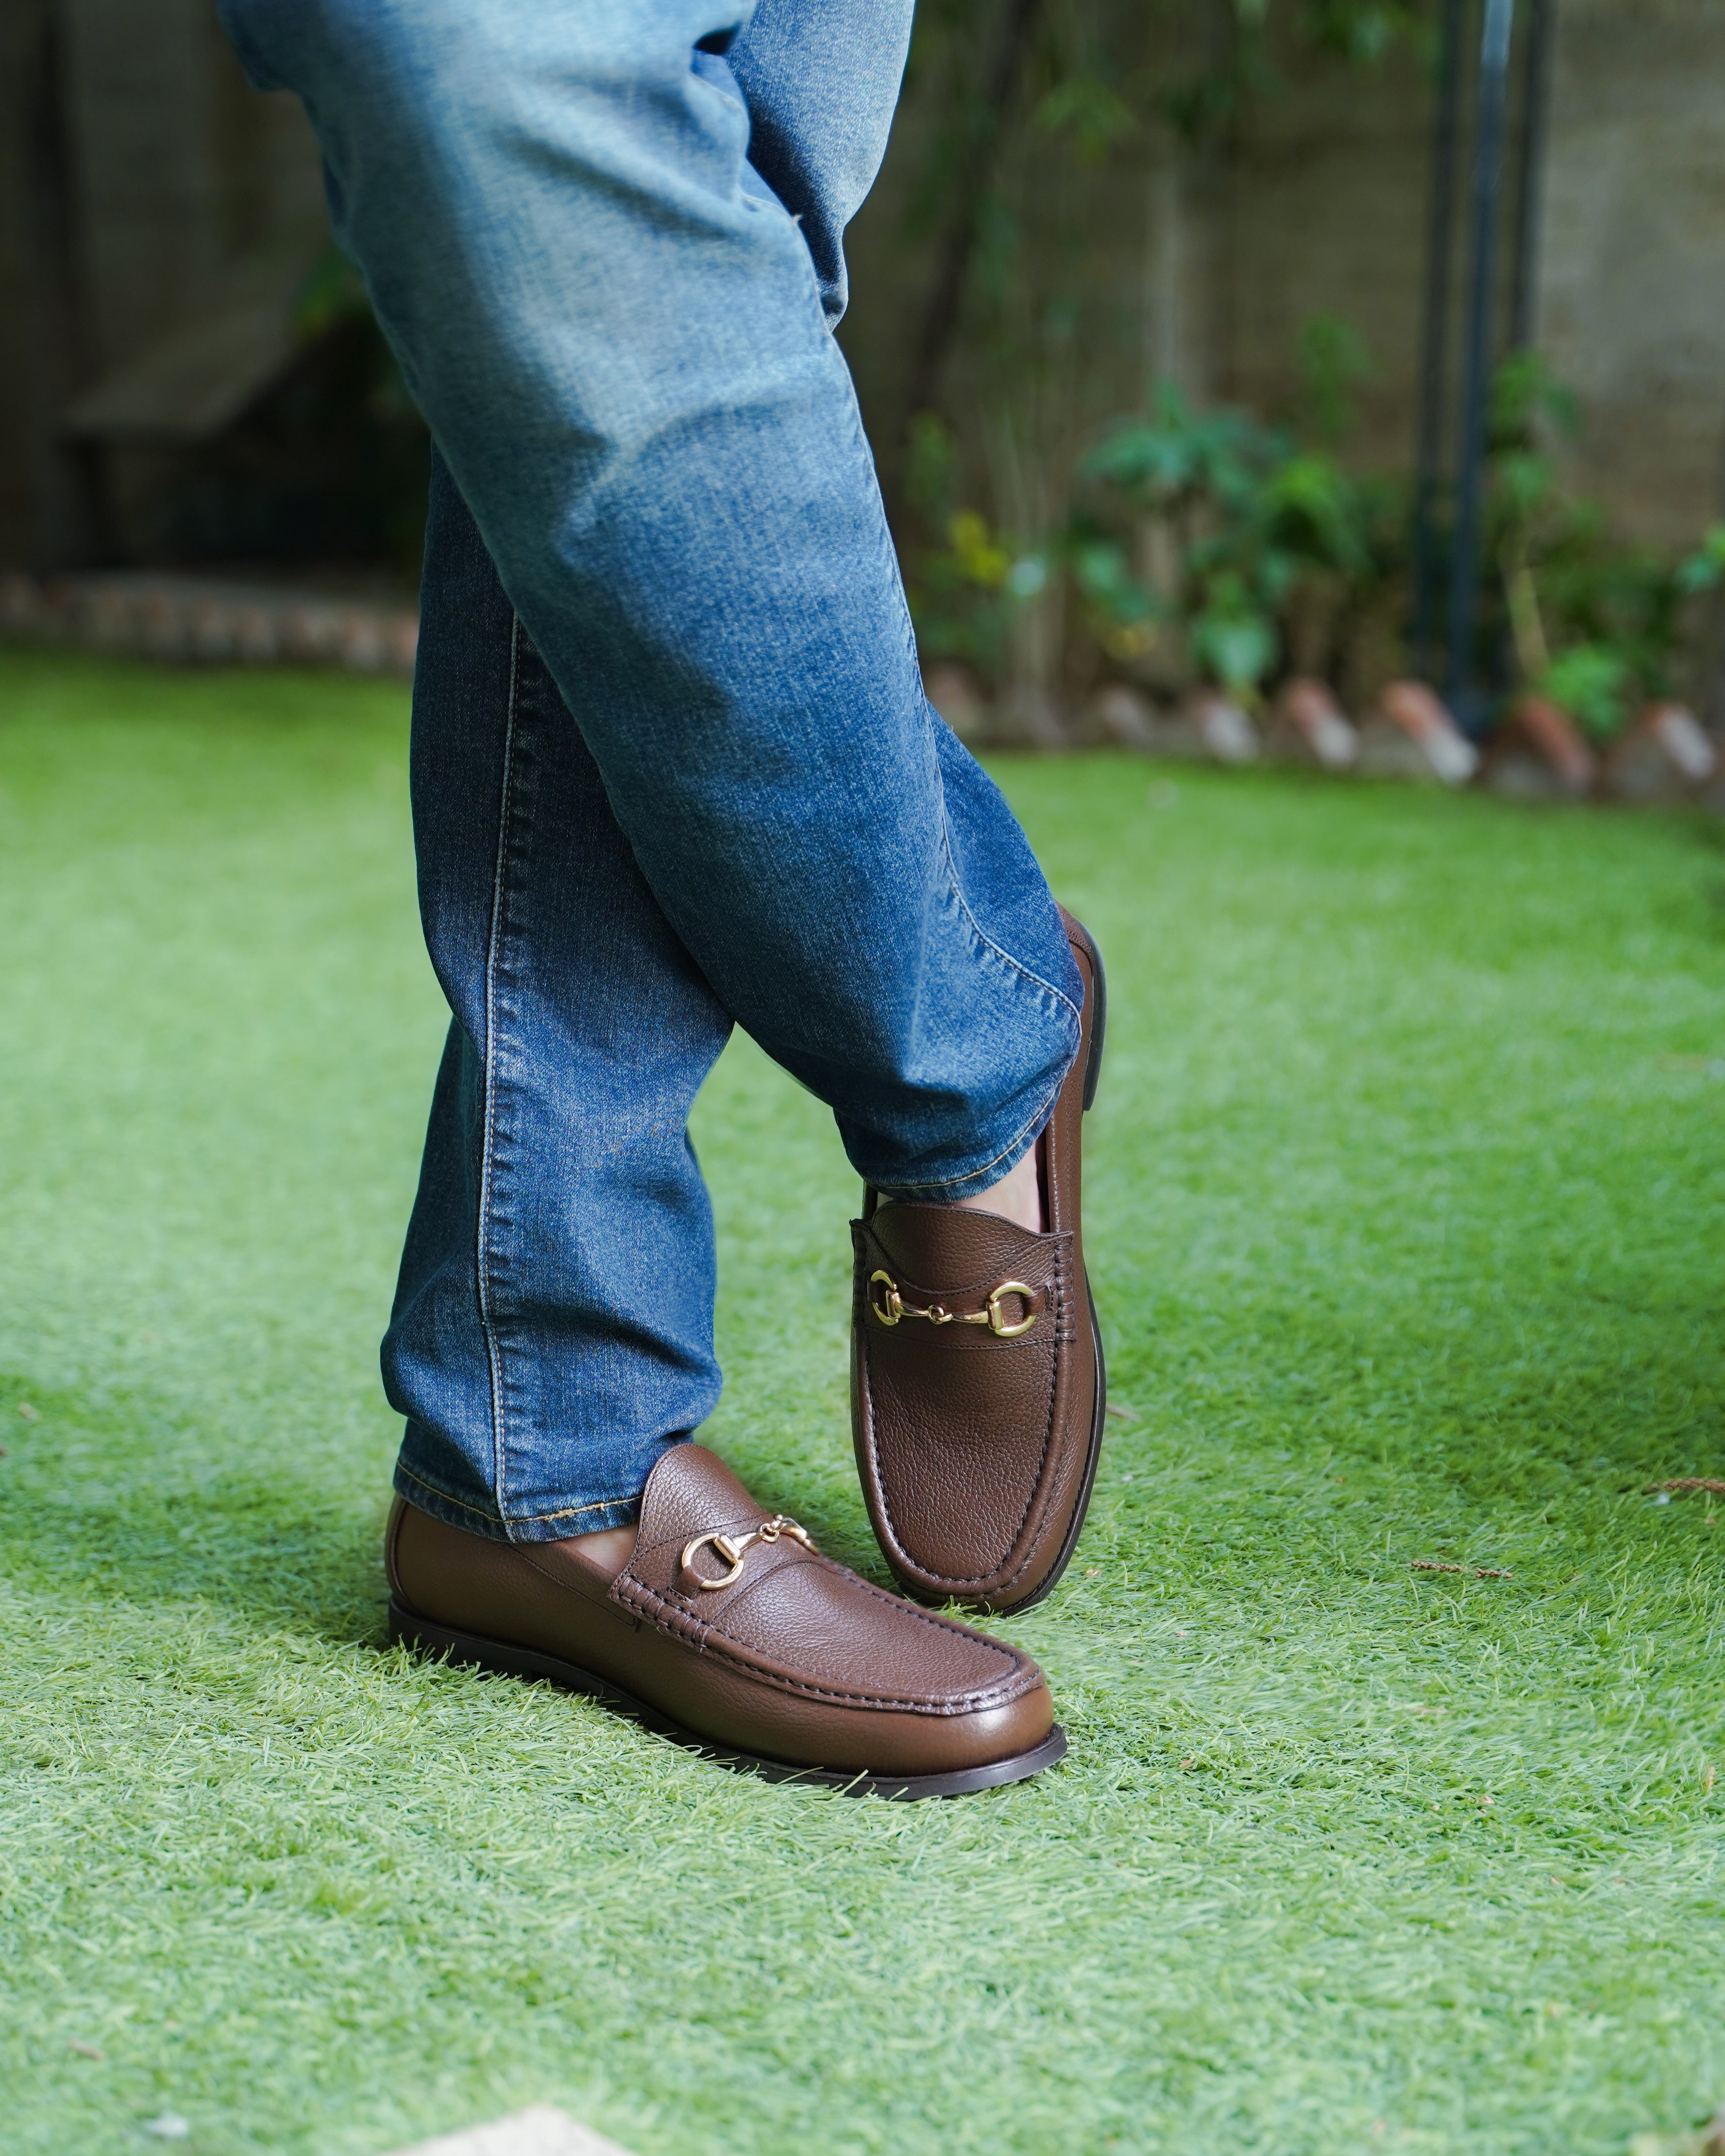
[389,910,1106,1798]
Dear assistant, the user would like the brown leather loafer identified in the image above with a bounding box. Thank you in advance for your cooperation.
[850,906,1105,1615]
[386,1441,1064,1798]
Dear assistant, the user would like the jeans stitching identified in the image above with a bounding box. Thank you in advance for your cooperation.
[878,1073,1066,1197]
[477,616,521,1529]
[939,813,1082,1030]
[395,1460,637,1530]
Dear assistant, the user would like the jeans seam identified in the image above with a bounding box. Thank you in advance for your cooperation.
[395,1462,638,1531]
[518,1495,643,1524]
[939,813,1082,1032]
[478,615,522,1529]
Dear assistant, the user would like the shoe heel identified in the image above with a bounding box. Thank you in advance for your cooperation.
[1066,916,1106,1111]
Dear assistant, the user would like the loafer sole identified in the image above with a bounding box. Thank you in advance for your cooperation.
[387,1600,1067,1800]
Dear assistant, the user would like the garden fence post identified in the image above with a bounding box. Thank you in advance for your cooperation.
[1412,0,1467,684]
[1445,0,1516,736]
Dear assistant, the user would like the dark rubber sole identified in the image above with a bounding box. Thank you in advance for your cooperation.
[387,1600,1068,1800]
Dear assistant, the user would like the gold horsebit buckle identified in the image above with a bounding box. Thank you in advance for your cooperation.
[867,1269,1038,1339]
[679,1514,816,1593]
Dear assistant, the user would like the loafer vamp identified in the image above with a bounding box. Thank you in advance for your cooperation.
[851,1208,1070,1590]
[619,1539,1034,1713]
[613,1443,1039,1713]
[851,906,1106,1615]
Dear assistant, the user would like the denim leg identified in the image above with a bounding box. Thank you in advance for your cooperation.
[220,0,1089,1532]
[219,0,1083,1201]
[384,451,733,1539]
[723,0,919,324]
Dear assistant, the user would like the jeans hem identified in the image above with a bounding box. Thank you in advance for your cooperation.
[393,1455,654,1543]
[867,1040,1074,1203]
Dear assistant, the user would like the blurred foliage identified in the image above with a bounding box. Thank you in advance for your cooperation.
[1301,0,1432,63]
[1074,318,1405,700]
[901,414,1035,667]
[911,318,1725,738]
[910,313,1407,703]
[285,249,429,575]
[894,0,1435,697]
[1490,351,1725,740]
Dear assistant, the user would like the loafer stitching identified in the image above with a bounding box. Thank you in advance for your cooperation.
[609,1558,1035,1714]
[858,1246,1063,1595]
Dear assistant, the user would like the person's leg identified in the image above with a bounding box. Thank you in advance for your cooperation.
[383,449,733,1541]
[215,0,1098,1783]
[219,0,1083,1221]
[381,450,1072,1796]
[388,450,1067,1550]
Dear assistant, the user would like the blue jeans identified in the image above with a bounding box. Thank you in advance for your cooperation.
[221,0,1083,1540]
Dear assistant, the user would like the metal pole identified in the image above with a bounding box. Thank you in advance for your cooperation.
[1508,0,1557,351]
[1412,0,1469,680]
[1445,0,1516,730]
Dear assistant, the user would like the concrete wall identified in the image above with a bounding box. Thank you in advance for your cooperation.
[1538,0,1725,543]
[1224,36,1436,474]
[1223,0,1725,547]
[0,0,99,567]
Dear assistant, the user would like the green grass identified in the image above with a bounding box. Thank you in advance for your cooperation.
[1,644,1723,2156]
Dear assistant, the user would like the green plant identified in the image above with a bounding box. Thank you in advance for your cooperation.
[1490,354,1725,740]
[1075,388,1286,698]
[900,414,1041,669]
[1537,643,1634,742]
[1068,320,1400,702]
[1294,313,1374,450]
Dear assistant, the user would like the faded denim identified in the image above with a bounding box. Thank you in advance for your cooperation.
[220,0,1084,1539]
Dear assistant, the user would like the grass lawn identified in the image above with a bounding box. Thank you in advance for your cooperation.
[2,644,1723,2156]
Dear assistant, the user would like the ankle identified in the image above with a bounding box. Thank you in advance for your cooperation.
[950,1144,1044,1234]
[563,1520,639,1579]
